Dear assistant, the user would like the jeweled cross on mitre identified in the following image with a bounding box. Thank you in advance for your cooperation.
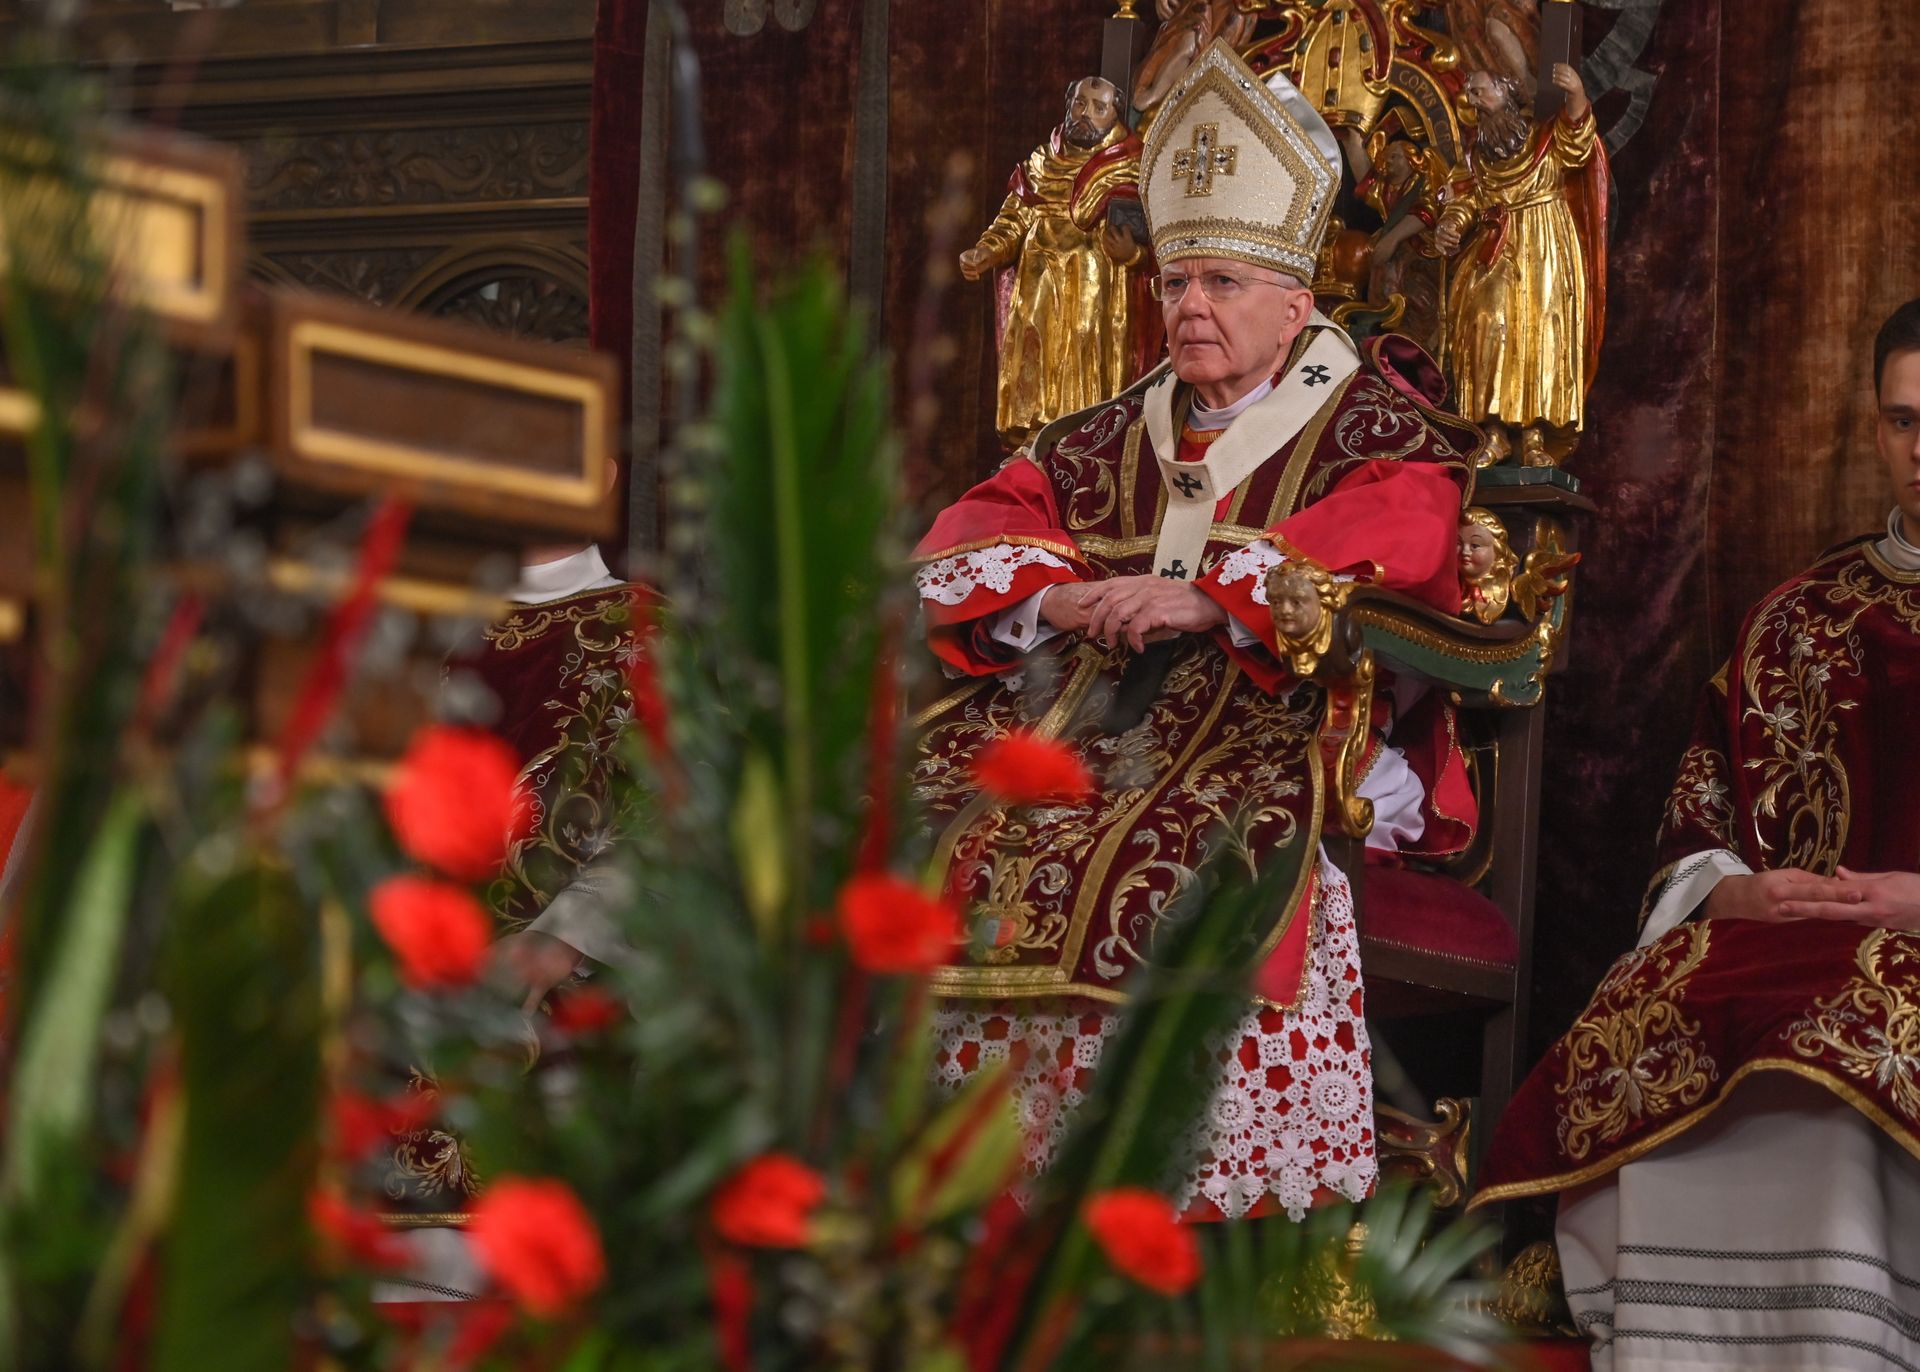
[1170,122,1237,197]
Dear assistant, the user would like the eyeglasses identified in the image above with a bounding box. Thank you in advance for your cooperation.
[1149,270,1285,304]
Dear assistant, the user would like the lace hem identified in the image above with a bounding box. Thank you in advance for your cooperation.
[915,545,1071,607]
[931,860,1376,1221]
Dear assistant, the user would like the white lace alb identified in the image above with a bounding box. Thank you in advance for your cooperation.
[916,544,1071,607]
[931,858,1376,1221]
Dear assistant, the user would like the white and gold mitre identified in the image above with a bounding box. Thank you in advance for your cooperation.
[1141,40,1342,282]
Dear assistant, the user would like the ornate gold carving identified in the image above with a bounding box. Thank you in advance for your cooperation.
[1374,1096,1471,1208]
[1555,924,1717,1161]
[1321,656,1376,839]
[1487,1242,1577,1336]
[1787,931,1920,1119]
[1509,520,1579,624]
[1321,1223,1391,1341]
[1457,507,1514,624]
[1264,556,1358,679]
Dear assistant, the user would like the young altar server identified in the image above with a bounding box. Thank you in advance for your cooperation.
[1476,297,1920,1372]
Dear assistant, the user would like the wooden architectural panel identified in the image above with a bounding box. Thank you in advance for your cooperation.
[268,290,615,536]
[0,3,598,347]
[0,122,243,348]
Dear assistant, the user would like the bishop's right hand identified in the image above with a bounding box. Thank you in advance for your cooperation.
[958,246,994,282]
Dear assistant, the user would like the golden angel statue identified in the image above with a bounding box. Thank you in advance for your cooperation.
[1431,22,1608,467]
[959,77,1162,450]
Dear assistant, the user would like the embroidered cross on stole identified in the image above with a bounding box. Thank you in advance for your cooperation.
[1142,315,1360,582]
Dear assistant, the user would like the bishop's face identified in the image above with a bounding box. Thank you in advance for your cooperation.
[1879,348,1920,541]
[1161,256,1315,409]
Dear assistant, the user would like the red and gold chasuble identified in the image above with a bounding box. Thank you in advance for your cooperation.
[913,333,1480,1006]
[1477,539,1920,1204]
[390,584,644,1210]
[448,585,646,931]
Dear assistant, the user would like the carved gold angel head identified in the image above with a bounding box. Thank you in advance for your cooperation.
[1265,559,1340,675]
[1458,507,1516,624]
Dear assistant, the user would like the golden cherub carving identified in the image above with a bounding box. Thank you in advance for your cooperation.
[1458,507,1516,624]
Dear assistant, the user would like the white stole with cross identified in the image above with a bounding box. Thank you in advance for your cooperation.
[1141,315,1360,582]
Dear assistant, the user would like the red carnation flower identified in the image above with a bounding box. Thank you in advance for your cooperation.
[309,1188,408,1268]
[384,725,529,881]
[710,1153,827,1249]
[368,875,492,990]
[470,1176,606,1318]
[547,986,623,1034]
[971,732,1094,805]
[1083,1187,1202,1295]
[835,873,961,975]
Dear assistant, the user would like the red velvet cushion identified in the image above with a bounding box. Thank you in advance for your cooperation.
[1359,863,1518,968]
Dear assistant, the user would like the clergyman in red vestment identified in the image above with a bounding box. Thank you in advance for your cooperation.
[1476,299,1920,1372]
[915,40,1485,1222]
[373,536,643,1304]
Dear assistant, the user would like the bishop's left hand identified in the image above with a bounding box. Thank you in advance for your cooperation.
[1080,575,1227,653]
[1774,866,1920,932]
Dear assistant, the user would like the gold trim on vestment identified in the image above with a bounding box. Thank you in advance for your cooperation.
[1077,526,1270,559]
[1861,540,1920,584]
[379,1212,473,1228]
[913,533,1089,567]
[1268,371,1355,525]
[483,584,637,652]
[1469,1055,1920,1209]
[1120,421,1145,540]
[911,677,995,732]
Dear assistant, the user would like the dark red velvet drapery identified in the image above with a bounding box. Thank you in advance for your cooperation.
[588,0,1920,1054]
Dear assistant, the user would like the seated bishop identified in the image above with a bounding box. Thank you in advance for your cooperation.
[912,40,1484,1223]
[1475,299,1920,1372]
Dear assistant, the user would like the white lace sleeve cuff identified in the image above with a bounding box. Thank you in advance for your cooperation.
[915,544,1072,607]
[987,587,1068,652]
[1213,540,1287,605]
[1639,848,1750,947]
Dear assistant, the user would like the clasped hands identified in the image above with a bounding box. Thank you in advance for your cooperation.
[1041,576,1227,654]
[1705,866,1920,933]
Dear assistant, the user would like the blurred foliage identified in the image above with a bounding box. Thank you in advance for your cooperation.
[0,47,1509,1372]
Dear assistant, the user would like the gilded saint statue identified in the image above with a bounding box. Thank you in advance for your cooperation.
[1432,49,1608,467]
[959,77,1160,450]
